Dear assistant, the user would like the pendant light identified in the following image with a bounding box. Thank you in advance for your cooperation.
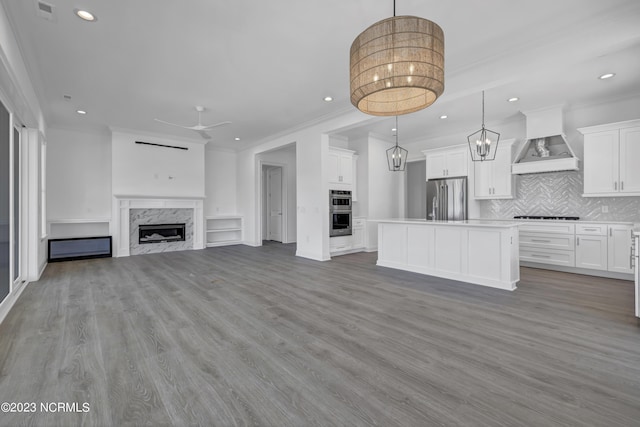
[350,0,445,116]
[387,116,408,171]
[467,91,500,162]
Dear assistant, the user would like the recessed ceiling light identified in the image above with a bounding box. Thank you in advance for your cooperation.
[507,97,519,102]
[234,137,240,141]
[391,127,397,132]
[74,9,97,22]
[323,96,333,102]
[599,73,615,80]
[76,109,86,115]
[440,115,448,119]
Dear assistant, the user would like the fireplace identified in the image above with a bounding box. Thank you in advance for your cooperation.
[139,223,186,244]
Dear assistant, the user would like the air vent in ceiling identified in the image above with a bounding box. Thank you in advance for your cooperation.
[36,1,56,21]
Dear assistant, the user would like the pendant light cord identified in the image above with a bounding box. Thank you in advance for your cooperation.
[395,116,399,147]
[481,90,485,128]
[393,0,396,17]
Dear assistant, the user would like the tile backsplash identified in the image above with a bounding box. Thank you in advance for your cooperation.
[480,170,640,222]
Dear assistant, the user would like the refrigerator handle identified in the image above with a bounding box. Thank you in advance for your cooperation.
[444,184,449,220]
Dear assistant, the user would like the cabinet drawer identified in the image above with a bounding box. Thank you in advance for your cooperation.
[520,248,576,267]
[518,222,575,234]
[576,223,607,235]
[520,232,575,250]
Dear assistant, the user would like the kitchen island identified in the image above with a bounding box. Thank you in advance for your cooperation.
[377,219,520,290]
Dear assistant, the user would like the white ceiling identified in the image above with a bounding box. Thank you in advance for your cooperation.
[4,0,640,150]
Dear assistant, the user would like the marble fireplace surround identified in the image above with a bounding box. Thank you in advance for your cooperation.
[112,195,204,257]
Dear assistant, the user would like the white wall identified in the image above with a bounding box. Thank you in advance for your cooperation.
[349,137,369,218]
[365,134,404,249]
[47,128,111,220]
[259,147,297,243]
[112,130,206,198]
[205,149,237,216]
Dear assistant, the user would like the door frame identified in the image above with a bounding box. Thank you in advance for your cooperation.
[9,114,22,289]
[259,161,288,244]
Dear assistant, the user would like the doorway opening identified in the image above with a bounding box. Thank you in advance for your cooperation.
[262,165,284,242]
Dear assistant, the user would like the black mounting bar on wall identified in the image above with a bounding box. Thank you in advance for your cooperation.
[135,141,188,150]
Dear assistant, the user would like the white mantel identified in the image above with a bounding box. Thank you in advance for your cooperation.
[112,195,205,257]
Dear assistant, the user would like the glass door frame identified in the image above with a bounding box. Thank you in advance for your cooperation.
[9,114,21,290]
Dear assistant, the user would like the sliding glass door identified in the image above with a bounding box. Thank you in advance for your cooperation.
[13,126,19,282]
[0,101,9,303]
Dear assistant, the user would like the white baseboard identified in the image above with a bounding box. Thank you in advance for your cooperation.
[296,250,330,261]
[0,281,30,326]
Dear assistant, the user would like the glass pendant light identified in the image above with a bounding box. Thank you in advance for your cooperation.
[467,90,500,161]
[387,116,408,171]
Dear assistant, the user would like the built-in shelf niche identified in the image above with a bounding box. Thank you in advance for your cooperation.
[48,219,110,239]
[206,216,243,247]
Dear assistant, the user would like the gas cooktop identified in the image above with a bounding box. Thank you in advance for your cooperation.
[514,215,580,221]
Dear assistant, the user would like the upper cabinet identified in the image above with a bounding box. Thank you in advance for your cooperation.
[328,147,357,198]
[328,147,355,185]
[473,139,515,199]
[579,120,640,197]
[423,145,468,180]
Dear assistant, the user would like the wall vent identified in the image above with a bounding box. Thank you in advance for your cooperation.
[36,1,56,21]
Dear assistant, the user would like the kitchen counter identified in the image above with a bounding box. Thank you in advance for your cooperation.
[377,219,519,291]
[471,218,636,225]
[374,218,521,228]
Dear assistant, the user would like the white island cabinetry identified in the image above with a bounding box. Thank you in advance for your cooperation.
[377,220,519,290]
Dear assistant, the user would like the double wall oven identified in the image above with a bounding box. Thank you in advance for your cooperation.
[330,190,352,237]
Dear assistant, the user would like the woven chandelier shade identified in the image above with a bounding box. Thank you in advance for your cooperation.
[350,15,445,116]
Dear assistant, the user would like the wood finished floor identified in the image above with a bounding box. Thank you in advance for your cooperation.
[0,242,639,426]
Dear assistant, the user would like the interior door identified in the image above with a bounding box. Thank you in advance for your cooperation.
[267,167,283,242]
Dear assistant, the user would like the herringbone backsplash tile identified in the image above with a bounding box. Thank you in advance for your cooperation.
[480,170,640,222]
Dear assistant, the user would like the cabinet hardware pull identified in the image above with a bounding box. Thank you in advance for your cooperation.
[577,237,580,245]
[614,181,617,190]
[531,254,551,258]
[610,228,612,237]
[621,181,624,191]
[584,228,597,231]
[532,239,551,243]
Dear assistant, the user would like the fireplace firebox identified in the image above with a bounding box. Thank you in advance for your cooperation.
[139,223,186,244]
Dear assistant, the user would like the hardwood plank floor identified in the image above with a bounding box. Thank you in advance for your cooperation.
[0,242,639,426]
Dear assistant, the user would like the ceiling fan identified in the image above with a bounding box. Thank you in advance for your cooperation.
[155,106,231,140]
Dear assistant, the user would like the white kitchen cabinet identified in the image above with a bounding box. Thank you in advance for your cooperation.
[473,140,515,199]
[579,120,640,197]
[608,224,634,274]
[423,146,468,180]
[576,235,607,270]
[352,218,366,249]
[328,147,355,186]
[519,221,575,267]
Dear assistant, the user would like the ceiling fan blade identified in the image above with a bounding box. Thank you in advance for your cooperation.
[154,118,190,129]
[200,121,232,130]
[195,130,212,140]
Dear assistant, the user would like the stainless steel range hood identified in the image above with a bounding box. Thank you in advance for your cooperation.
[512,106,579,174]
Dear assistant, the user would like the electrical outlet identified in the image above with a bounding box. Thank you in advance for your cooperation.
[602,205,609,213]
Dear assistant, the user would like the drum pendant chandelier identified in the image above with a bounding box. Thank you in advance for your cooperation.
[350,0,445,116]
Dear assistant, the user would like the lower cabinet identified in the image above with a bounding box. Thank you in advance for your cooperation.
[608,224,634,273]
[352,218,365,249]
[519,221,634,277]
[330,217,366,255]
[576,235,608,270]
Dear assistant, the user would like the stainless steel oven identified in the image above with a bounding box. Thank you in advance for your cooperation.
[330,190,352,236]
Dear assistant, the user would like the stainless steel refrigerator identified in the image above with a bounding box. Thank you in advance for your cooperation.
[426,177,468,221]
